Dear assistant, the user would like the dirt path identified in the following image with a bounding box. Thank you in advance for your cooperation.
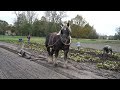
[0,41,120,79]
[0,46,107,79]
[0,47,70,79]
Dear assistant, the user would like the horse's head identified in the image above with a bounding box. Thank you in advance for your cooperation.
[60,22,71,38]
[59,22,71,44]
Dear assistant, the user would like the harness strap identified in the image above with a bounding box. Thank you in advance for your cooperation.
[47,34,60,48]
[60,35,71,46]
[47,34,71,48]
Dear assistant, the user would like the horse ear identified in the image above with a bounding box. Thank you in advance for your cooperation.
[60,24,64,28]
[67,23,69,27]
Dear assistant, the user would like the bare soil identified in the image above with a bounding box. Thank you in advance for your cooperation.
[71,43,120,52]
[0,41,120,79]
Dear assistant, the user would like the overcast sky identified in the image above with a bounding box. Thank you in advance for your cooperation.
[0,11,120,36]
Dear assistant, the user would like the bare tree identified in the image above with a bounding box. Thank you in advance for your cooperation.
[44,11,51,22]
[25,11,37,24]
[114,27,120,40]
[44,11,67,23]
[41,16,47,21]
[72,15,87,27]
[14,11,37,24]
[14,11,22,25]
[57,11,67,23]
[14,11,22,18]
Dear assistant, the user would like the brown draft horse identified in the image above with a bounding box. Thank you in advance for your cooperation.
[45,23,71,68]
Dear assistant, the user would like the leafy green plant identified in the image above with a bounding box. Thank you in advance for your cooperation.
[97,60,120,71]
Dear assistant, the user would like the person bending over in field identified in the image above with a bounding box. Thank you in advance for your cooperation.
[76,42,81,50]
[102,45,112,57]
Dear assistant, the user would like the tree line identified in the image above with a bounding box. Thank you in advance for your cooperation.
[114,27,120,40]
[0,11,101,39]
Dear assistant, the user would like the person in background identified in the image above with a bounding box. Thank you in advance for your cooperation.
[76,42,81,50]
[102,45,112,57]
[19,38,22,43]
[27,34,31,45]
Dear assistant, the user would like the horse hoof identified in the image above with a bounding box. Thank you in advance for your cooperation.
[65,66,68,69]
[53,62,58,67]
[53,64,57,67]
[48,60,53,64]
[63,64,68,69]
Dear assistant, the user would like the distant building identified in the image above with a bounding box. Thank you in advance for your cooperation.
[99,35,114,40]
[5,30,16,36]
[99,35,108,39]
[106,36,109,40]
[108,36,114,40]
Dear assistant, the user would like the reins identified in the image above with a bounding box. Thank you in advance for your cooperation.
[47,34,60,48]
[60,35,71,46]
[47,34,71,48]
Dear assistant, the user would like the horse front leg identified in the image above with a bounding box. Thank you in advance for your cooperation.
[47,47,53,63]
[53,50,59,66]
[50,48,55,63]
[64,50,69,68]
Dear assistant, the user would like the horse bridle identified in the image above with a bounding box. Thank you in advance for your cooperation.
[60,34,71,46]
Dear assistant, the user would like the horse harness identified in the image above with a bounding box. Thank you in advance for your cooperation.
[47,33,71,48]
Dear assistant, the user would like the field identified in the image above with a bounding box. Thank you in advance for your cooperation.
[1,35,120,45]
[0,35,120,71]
[0,35,45,44]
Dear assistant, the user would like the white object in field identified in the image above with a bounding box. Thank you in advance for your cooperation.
[76,42,81,47]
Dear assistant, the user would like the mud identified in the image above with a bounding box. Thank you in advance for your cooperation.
[0,41,120,79]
